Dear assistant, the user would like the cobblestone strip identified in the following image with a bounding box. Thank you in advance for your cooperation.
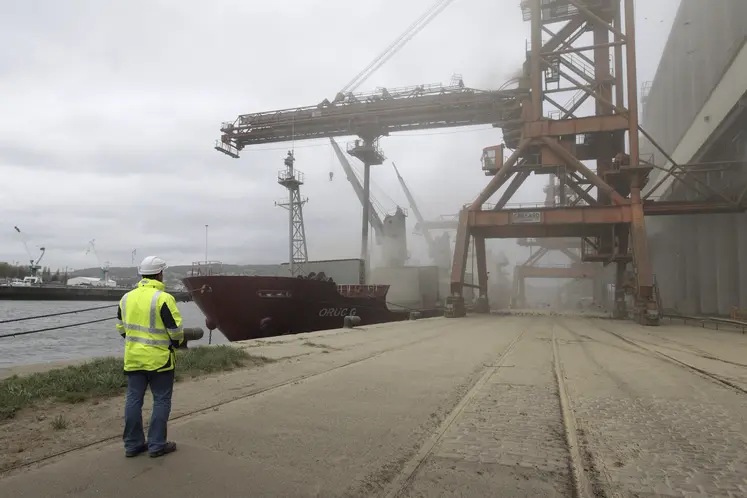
[598,323,747,396]
[552,327,596,498]
[383,324,529,498]
[558,317,747,498]
[392,319,575,498]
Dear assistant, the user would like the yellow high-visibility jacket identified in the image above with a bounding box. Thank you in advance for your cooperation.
[117,278,184,372]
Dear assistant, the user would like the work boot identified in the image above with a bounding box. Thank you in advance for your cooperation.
[149,441,177,458]
[125,444,148,458]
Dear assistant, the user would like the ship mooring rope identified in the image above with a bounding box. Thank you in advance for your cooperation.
[0,317,115,339]
[0,296,437,341]
[0,304,117,324]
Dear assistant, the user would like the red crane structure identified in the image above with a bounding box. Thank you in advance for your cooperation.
[214,0,745,324]
[446,0,745,325]
[508,174,596,308]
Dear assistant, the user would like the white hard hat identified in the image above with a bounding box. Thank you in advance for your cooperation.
[138,255,168,275]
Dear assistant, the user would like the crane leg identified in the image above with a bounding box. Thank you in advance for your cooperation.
[474,235,490,313]
[446,209,470,318]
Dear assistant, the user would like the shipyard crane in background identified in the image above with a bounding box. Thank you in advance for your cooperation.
[13,226,45,279]
[330,138,409,268]
[391,163,452,269]
[85,239,112,284]
[329,138,386,243]
[389,163,515,308]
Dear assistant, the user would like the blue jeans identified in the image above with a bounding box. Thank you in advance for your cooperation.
[123,370,174,453]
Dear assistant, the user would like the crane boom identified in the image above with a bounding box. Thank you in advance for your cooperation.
[215,0,523,157]
[330,138,385,239]
[14,226,45,276]
[341,0,459,94]
[392,163,434,249]
[35,247,45,266]
[14,226,32,262]
[216,86,522,156]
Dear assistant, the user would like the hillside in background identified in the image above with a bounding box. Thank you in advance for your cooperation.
[68,264,281,289]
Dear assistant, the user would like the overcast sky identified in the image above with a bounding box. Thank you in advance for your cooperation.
[1,0,681,271]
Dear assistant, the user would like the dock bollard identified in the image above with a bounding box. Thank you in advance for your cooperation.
[344,315,362,328]
[177,327,205,349]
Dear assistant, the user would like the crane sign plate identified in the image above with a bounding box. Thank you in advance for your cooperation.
[510,211,542,224]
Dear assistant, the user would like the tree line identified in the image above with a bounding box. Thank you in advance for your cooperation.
[0,263,66,281]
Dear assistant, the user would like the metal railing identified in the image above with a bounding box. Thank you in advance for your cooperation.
[520,0,581,22]
[346,139,385,157]
[563,53,595,79]
[467,201,580,210]
[383,207,409,218]
[214,139,240,158]
[189,261,223,277]
[277,169,305,185]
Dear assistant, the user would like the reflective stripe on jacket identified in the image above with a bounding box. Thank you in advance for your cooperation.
[117,278,184,372]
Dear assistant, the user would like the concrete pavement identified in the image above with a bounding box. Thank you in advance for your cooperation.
[1,314,746,497]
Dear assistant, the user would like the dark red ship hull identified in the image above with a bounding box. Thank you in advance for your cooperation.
[182,275,418,342]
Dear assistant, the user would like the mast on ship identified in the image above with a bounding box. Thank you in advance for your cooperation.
[276,151,309,277]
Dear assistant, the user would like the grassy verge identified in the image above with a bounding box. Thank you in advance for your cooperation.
[0,346,272,421]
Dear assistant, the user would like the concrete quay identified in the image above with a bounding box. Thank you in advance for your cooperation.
[1,314,746,497]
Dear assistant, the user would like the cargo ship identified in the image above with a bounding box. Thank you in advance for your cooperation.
[182,271,439,342]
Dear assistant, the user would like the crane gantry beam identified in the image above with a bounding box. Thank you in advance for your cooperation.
[215,84,525,157]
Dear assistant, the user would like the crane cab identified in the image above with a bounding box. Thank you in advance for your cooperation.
[481,145,504,176]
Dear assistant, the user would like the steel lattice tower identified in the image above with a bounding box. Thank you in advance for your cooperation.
[276,151,308,276]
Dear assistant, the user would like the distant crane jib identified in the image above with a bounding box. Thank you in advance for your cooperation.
[392,163,435,247]
[340,2,437,93]
[340,0,458,94]
[13,225,44,268]
[329,138,384,237]
[344,0,453,93]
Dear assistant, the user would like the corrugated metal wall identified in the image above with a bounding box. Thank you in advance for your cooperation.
[641,0,747,158]
[641,0,747,316]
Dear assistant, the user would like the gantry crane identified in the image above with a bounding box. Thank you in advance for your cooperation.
[330,138,408,269]
[214,0,523,281]
[13,226,45,279]
[214,0,743,319]
[218,82,521,281]
[446,0,746,325]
